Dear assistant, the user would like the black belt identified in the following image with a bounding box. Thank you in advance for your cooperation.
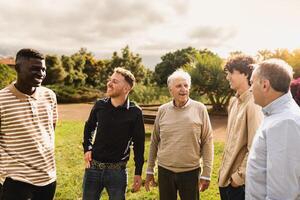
[91,160,126,170]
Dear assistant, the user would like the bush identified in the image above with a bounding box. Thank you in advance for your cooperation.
[47,85,104,103]
[291,78,300,106]
[0,64,16,89]
[130,84,171,104]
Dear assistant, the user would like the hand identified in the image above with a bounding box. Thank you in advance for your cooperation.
[131,175,142,192]
[230,179,239,188]
[144,174,157,192]
[84,151,92,168]
[199,179,210,192]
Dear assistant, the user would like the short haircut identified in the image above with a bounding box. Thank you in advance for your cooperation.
[114,67,136,88]
[16,48,44,63]
[167,69,191,88]
[224,55,256,85]
[255,58,293,93]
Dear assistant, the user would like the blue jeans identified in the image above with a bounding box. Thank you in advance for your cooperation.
[82,167,127,200]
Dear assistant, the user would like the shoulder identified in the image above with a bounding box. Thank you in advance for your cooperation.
[94,97,109,108]
[39,86,56,97]
[189,99,207,114]
[129,101,143,114]
[158,101,172,112]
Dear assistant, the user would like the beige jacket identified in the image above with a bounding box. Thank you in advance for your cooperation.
[219,90,263,187]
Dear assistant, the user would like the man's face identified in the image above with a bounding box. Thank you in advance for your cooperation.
[169,78,190,106]
[17,58,46,87]
[106,72,130,98]
[250,70,264,106]
[226,69,248,91]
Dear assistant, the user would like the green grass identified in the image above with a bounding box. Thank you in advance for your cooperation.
[55,121,224,200]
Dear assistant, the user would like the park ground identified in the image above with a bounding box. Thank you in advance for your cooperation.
[55,103,227,200]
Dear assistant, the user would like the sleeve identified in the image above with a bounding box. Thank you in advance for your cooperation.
[231,102,263,185]
[266,119,300,199]
[82,102,98,153]
[132,109,145,175]
[146,108,162,175]
[52,92,58,128]
[199,107,214,179]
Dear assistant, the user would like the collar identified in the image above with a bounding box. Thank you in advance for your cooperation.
[235,89,252,103]
[8,83,39,101]
[172,98,191,108]
[262,92,292,116]
[108,97,130,110]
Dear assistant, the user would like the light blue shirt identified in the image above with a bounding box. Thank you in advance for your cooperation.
[246,92,300,200]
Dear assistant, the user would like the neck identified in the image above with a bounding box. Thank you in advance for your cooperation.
[236,83,250,96]
[14,81,36,95]
[111,95,127,107]
[174,99,188,107]
[263,91,285,107]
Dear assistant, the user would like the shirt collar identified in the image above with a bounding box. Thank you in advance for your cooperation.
[108,97,130,110]
[262,92,292,116]
[8,83,39,101]
[172,98,191,108]
[236,89,252,103]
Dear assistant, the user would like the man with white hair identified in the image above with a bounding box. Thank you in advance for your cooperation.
[246,59,300,199]
[145,69,214,200]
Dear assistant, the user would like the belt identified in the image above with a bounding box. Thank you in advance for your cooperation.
[91,160,127,170]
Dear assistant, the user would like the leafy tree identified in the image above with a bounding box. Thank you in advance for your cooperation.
[154,47,199,86]
[103,46,149,88]
[44,55,66,85]
[188,49,233,112]
[0,64,16,89]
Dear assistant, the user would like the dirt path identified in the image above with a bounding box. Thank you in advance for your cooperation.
[58,103,227,142]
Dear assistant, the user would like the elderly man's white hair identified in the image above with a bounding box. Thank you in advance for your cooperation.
[167,69,191,88]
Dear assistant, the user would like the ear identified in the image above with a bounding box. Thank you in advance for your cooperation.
[262,79,271,92]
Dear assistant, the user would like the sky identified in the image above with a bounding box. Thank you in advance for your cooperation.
[0,0,300,68]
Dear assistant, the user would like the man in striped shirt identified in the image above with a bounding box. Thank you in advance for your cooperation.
[0,48,58,200]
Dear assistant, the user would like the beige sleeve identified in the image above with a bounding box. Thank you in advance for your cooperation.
[231,102,263,185]
[200,107,214,178]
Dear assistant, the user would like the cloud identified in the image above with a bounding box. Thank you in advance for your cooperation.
[189,26,237,48]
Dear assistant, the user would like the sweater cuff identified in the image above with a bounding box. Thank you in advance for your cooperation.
[231,171,244,186]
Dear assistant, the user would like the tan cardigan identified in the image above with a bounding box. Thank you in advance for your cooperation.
[146,99,214,179]
[218,90,263,187]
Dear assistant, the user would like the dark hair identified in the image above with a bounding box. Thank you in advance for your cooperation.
[224,55,256,85]
[16,48,44,63]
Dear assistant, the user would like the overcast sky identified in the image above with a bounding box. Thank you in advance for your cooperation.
[0,0,300,68]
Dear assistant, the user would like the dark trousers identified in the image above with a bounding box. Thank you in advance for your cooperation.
[219,185,245,200]
[0,183,2,199]
[1,178,56,200]
[158,166,200,200]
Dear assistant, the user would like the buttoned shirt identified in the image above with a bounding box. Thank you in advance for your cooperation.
[246,92,300,200]
[219,90,262,187]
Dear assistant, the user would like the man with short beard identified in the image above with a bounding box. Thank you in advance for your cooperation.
[82,67,145,200]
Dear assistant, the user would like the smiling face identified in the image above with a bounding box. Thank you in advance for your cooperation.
[169,77,190,107]
[106,72,130,98]
[16,58,46,88]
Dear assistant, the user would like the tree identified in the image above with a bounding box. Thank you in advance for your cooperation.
[154,47,199,86]
[188,50,233,112]
[0,64,16,89]
[105,45,149,85]
[44,55,66,85]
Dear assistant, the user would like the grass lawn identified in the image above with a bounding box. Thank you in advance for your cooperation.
[55,121,224,200]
